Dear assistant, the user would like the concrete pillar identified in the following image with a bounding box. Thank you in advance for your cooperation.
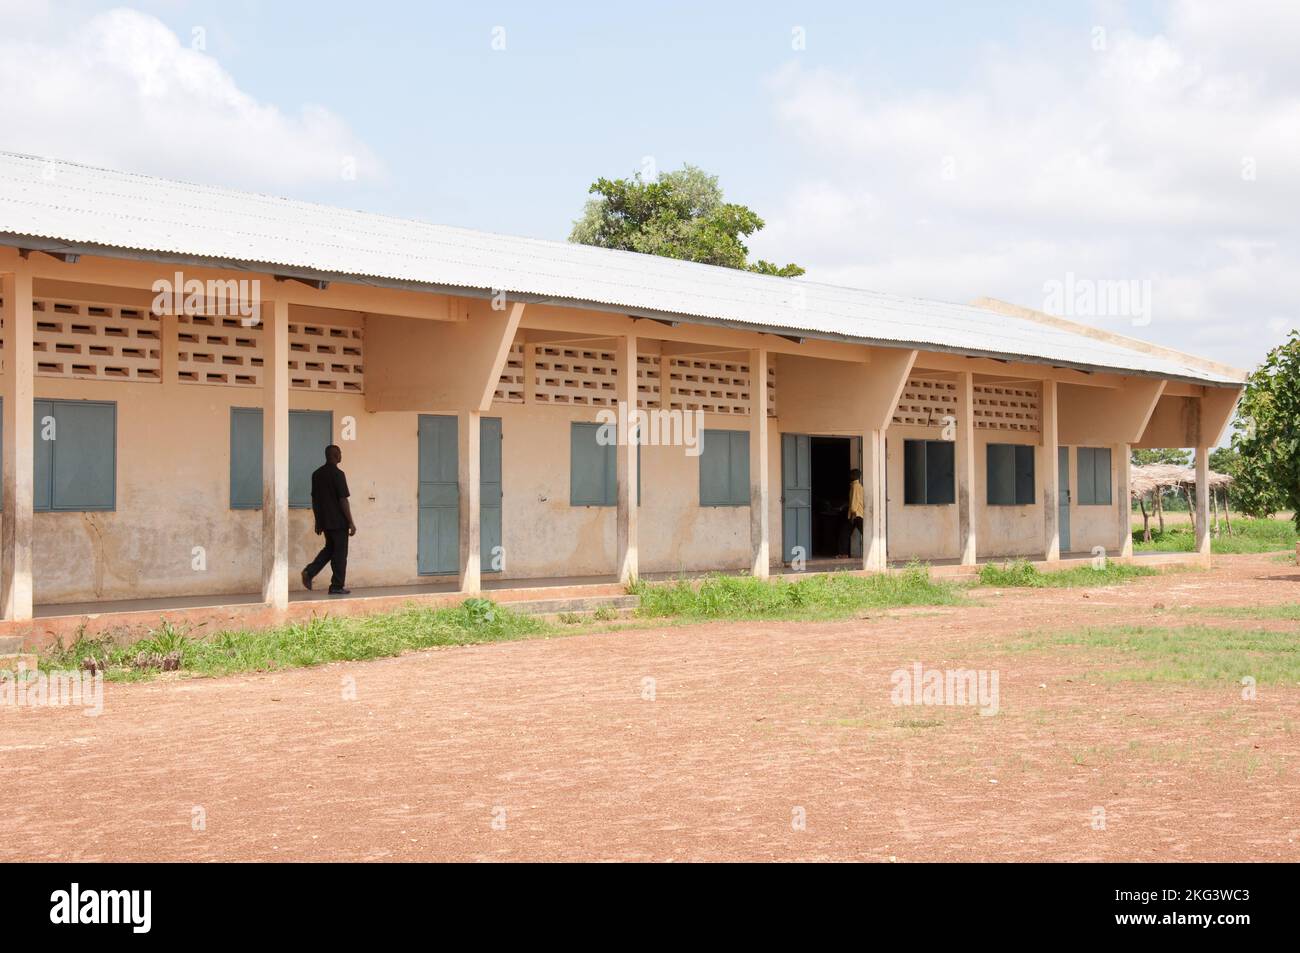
[1,265,35,621]
[1116,442,1133,557]
[615,333,639,583]
[261,298,290,609]
[1195,445,1211,558]
[458,410,482,593]
[956,371,977,566]
[1041,380,1060,561]
[862,428,887,571]
[748,348,769,578]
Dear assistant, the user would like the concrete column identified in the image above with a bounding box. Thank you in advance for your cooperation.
[1195,445,1211,558]
[956,371,977,566]
[615,333,639,583]
[261,297,290,609]
[748,348,769,578]
[862,428,887,571]
[1041,380,1060,561]
[458,410,482,593]
[1116,442,1133,557]
[1,265,35,621]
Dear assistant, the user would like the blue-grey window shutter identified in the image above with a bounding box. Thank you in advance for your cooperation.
[927,440,956,505]
[986,444,1014,505]
[289,410,333,508]
[33,399,53,511]
[46,400,115,511]
[728,430,750,505]
[700,429,749,506]
[1077,447,1095,504]
[1014,444,1036,505]
[230,408,263,509]
[699,428,730,505]
[571,422,609,506]
[1093,447,1112,505]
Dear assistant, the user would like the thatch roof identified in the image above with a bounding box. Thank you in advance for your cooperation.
[1129,463,1232,498]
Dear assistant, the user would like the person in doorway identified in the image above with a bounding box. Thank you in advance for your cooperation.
[302,444,356,595]
[845,468,865,556]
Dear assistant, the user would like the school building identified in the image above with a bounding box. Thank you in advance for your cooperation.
[0,154,1246,643]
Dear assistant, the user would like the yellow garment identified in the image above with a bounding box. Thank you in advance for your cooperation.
[848,480,865,519]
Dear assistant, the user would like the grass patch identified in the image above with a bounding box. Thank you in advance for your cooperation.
[630,564,960,621]
[41,598,551,682]
[1133,516,1297,554]
[977,559,1157,588]
[1016,623,1300,684]
[1176,603,1300,622]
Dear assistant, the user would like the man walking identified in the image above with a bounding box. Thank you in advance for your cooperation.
[302,444,356,595]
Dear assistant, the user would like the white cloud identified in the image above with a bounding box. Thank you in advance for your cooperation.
[753,0,1300,371]
[0,8,380,191]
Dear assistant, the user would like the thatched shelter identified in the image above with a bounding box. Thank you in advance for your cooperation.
[1128,463,1234,540]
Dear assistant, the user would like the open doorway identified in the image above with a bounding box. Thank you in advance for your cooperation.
[810,436,853,558]
[781,432,863,563]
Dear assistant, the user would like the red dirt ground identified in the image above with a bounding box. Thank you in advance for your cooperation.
[2,554,1298,862]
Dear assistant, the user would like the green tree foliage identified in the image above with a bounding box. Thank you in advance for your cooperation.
[1131,448,1191,466]
[569,164,804,277]
[1230,331,1300,524]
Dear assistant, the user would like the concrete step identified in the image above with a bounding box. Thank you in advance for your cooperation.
[508,594,640,617]
[0,636,24,654]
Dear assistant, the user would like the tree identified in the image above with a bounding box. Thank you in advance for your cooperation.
[569,165,804,277]
[1231,330,1300,526]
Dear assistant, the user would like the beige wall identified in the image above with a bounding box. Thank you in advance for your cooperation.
[884,424,961,561]
[1062,444,1121,555]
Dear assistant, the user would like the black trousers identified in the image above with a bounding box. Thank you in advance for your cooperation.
[305,529,349,590]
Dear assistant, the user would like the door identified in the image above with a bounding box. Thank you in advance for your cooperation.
[480,417,502,572]
[849,435,862,559]
[418,415,459,574]
[781,433,812,563]
[1058,445,1071,553]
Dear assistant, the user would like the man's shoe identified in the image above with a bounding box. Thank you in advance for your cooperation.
[328,587,351,596]
[301,568,313,591]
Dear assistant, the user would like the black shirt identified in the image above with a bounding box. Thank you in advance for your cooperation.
[311,463,351,530]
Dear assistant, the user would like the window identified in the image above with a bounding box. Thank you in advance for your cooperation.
[986,443,1035,506]
[569,422,640,507]
[1076,446,1112,505]
[229,409,333,509]
[31,399,117,512]
[902,439,955,505]
[699,429,750,506]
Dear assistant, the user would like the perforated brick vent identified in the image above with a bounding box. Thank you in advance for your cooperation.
[892,377,958,427]
[972,383,1040,432]
[288,322,364,393]
[0,297,162,382]
[665,357,776,416]
[494,341,526,403]
[176,316,364,391]
[177,313,264,387]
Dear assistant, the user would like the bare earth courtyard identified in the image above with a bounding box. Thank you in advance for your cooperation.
[2,554,1297,863]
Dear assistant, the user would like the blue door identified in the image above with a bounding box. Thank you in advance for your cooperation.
[1058,445,1071,553]
[781,433,812,563]
[480,417,502,572]
[418,416,503,575]
[418,415,459,574]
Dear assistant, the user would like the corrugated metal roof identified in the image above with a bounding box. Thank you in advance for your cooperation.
[0,152,1243,385]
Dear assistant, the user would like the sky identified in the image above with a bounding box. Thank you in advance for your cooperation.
[0,0,1296,372]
